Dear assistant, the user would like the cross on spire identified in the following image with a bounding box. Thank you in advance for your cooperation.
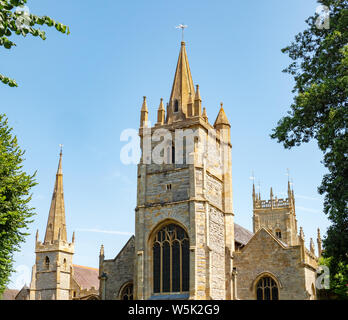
[175,24,188,42]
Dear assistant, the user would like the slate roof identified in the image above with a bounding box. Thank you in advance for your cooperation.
[1,288,19,300]
[234,223,254,245]
[72,265,99,290]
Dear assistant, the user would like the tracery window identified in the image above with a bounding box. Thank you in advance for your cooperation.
[256,276,279,300]
[153,223,189,294]
[120,283,133,300]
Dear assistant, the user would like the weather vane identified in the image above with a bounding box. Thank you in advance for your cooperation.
[175,24,188,41]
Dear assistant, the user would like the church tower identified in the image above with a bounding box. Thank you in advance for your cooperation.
[30,149,74,300]
[134,41,235,300]
[252,181,298,246]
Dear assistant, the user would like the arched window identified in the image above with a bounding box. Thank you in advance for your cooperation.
[153,223,189,294]
[120,283,133,300]
[174,100,179,112]
[275,229,282,239]
[44,256,50,269]
[256,276,279,300]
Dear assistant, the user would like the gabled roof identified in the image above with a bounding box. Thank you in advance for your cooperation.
[234,223,253,245]
[1,289,19,300]
[234,223,254,246]
[106,235,135,262]
[238,227,289,253]
[72,265,99,290]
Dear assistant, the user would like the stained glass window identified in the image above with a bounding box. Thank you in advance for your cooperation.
[256,276,279,300]
[153,224,189,294]
[120,283,133,300]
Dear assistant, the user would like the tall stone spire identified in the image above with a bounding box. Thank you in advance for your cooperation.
[44,149,67,243]
[169,41,195,118]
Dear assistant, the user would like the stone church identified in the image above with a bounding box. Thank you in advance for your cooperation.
[2,40,321,300]
[98,41,321,300]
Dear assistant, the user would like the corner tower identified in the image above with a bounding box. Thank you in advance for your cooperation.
[252,181,298,246]
[30,149,74,300]
[134,41,235,300]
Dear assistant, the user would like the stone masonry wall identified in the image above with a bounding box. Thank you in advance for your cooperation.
[234,229,307,300]
[209,206,225,299]
[102,236,135,300]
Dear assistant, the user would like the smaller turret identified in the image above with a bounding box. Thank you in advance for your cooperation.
[214,103,230,129]
[157,98,165,125]
[194,85,202,116]
[202,107,208,122]
[140,96,148,128]
[317,228,322,257]
[310,238,315,254]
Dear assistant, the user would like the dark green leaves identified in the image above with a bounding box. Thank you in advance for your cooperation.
[0,0,70,87]
[271,0,348,299]
[0,114,36,294]
[0,74,18,87]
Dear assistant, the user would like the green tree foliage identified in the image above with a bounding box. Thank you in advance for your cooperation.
[271,0,348,298]
[0,114,36,296]
[318,257,348,299]
[0,0,69,87]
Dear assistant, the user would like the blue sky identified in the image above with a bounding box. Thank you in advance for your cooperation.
[1,0,329,289]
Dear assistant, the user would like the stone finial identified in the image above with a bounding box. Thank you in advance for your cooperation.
[299,227,305,240]
[310,238,315,254]
[214,103,230,127]
[202,107,208,122]
[100,244,104,257]
[317,228,322,256]
[72,231,75,243]
[252,183,256,203]
[35,229,39,242]
[157,98,165,125]
[193,84,202,116]
[195,84,201,101]
[140,96,149,127]
[141,96,148,111]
